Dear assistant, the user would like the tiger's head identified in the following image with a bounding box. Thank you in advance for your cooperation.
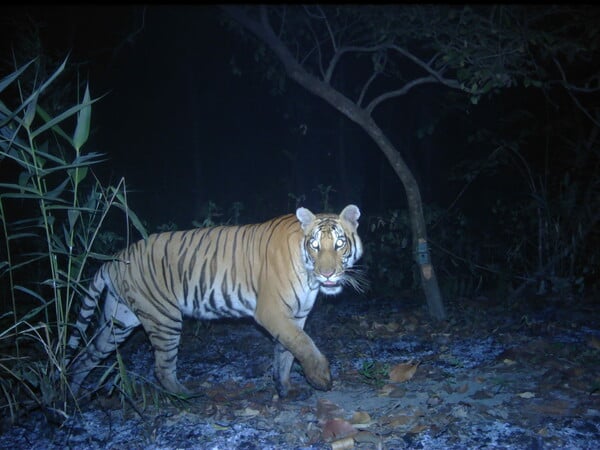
[296,204,366,295]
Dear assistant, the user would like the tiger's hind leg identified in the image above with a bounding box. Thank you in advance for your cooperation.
[139,310,190,395]
[69,292,140,395]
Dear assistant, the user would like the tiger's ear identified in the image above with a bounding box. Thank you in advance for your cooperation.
[340,204,360,230]
[296,207,316,232]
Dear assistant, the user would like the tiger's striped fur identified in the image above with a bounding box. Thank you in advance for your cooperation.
[67,205,364,397]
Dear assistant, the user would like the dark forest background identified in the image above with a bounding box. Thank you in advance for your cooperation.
[0,4,598,422]
[2,5,598,303]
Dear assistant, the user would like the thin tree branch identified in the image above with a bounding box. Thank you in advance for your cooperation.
[388,44,462,89]
[553,57,600,128]
[366,76,439,115]
[325,43,388,84]
[302,11,326,78]
[358,70,378,108]
[222,5,368,124]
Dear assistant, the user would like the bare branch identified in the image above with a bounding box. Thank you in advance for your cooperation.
[388,44,462,90]
[111,7,146,61]
[325,43,389,84]
[302,10,326,78]
[366,76,439,115]
[357,70,378,108]
[316,5,338,54]
[553,57,600,128]
[552,57,600,94]
[222,5,367,125]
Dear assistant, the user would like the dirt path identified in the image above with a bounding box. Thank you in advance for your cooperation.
[1,294,599,449]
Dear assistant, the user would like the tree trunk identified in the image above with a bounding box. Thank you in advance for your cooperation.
[361,116,446,320]
[223,5,447,320]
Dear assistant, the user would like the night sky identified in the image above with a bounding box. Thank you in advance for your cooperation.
[2,5,419,229]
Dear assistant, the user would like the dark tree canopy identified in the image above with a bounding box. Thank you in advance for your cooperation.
[224,5,600,319]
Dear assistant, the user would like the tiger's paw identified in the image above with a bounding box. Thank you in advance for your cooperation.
[303,355,332,391]
[156,373,192,397]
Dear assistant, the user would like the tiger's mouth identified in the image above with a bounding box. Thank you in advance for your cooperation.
[318,279,343,295]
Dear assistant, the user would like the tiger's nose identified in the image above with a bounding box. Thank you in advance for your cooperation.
[321,269,335,278]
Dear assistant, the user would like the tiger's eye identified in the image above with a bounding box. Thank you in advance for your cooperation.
[335,238,346,249]
[310,238,319,249]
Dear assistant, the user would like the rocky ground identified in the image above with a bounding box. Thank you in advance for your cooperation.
[1,292,599,449]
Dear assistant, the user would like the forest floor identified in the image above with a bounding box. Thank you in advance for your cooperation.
[1,291,599,449]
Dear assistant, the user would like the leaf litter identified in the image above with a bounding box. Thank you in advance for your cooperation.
[1,294,599,449]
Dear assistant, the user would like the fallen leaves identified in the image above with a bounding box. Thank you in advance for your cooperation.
[350,410,372,428]
[193,299,599,449]
[382,414,412,427]
[329,436,355,450]
[316,398,346,422]
[372,321,401,334]
[374,361,419,397]
[321,418,358,441]
[516,391,536,399]
[316,398,378,448]
[530,398,573,416]
[388,361,419,383]
[234,406,261,418]
[380,410,429,434]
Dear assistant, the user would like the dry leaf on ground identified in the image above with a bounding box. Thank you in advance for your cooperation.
[350,410,372,427]
[330,436,355,450]
[316,398,346,423]
[321,418,358,442]
[389,361,419,383]
[517,391,536,399]
[234,407,260,418]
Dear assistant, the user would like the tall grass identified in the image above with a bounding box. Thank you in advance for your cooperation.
[0,58,146,424]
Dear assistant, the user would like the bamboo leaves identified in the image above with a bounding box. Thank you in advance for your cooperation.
[0,55,147,414]
[73,84,91,152]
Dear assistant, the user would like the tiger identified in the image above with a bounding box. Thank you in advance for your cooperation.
[67,204,364,398]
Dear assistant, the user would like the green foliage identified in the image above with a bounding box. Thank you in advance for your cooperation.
[363,205,491,301]
[363,209,414,297]
[367,128,599,301]
[458,100,600,297]
[192,201,222,228]
[314,184,335,212]
[227,5,599,305]
[229,201,244,225]
[287,192,306,211]
[155,220,178,233]
[227,5,599,107]
[0,59,146,422]
[189,200,245,229]
[357,360,389,388]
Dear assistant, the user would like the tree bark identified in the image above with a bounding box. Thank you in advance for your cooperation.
[223,6,446,320]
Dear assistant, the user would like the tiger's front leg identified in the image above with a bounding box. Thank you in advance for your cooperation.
[273,342,294,397]
[273,340,331,397]
[256,307,332,396]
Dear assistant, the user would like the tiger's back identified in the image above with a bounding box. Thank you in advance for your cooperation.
[68,205,364,397]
